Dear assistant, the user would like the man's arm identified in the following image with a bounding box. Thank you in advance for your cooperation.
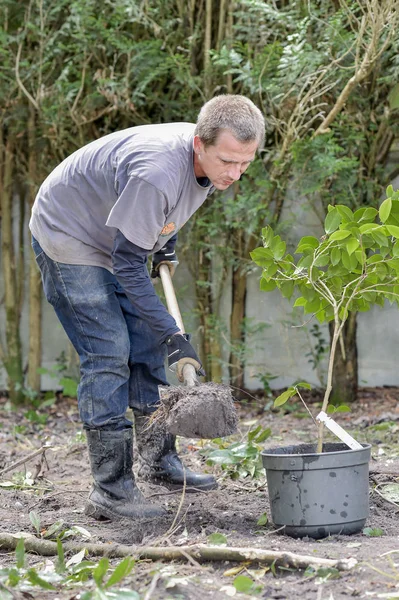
[112,230,180,344]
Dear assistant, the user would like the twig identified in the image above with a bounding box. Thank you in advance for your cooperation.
[143,572,161,600]
[0,533,358,571]
[0,446,52,477]
[165,471,187,537]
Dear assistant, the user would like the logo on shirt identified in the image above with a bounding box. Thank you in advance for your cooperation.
[160,222,176,236]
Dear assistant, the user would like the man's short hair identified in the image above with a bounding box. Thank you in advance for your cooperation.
[194,95,265,148]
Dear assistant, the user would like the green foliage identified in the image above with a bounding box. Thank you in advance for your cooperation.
[233,574,262,594]
[203,425,271,480]
[363,527,384,537]
[252,189,399,327]
[0,540,137,598]
[252,188,399,437]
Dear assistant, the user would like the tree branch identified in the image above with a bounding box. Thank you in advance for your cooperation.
[0,533,358,571]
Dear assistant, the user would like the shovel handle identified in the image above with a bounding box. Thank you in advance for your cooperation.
[159,264,185,332]
[158,264,198,387]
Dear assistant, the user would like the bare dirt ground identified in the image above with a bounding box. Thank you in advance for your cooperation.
[1,388,399,599]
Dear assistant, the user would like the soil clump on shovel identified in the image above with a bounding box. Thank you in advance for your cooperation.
[156,264,238,439]
[153,382,238,439]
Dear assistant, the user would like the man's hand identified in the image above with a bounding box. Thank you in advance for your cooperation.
[165,333,205,381]
[151,234,179,278]
[151,248,179,278]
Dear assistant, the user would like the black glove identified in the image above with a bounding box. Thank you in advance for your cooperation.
[165,333,205,381]
[151,235,179,278]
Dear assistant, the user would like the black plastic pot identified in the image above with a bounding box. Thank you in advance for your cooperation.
[261,442,371,539]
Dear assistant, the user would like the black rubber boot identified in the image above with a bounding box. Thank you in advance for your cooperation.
[134,412,217,492]
[84,428,166,520]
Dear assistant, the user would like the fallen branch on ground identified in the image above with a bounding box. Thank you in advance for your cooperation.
[0,446,52,478]
[0,533,357,571]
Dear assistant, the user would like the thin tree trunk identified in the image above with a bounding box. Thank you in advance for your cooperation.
[27,108,42,392]
[0,137,24,403]
[196,247,222,382]
[204,0,212,96]
[229,266,246,393]
[328,312,358,405]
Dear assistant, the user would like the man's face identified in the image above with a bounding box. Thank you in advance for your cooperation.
[193,130,258,190]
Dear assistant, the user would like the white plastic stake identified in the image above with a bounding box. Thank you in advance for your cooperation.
[316,411,363,450]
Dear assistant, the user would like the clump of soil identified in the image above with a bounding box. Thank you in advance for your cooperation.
[156,382,238,438]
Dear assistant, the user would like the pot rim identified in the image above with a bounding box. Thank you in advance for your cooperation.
[261,441,371,459]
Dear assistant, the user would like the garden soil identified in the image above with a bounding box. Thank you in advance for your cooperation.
[1,388,399,599]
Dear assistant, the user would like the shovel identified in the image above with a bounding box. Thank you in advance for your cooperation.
[154,264,238,439]
[159,264,198,387]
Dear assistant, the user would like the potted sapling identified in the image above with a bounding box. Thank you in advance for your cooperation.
[250,186,399,538]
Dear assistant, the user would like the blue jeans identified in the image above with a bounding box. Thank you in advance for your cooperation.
[32,237,168,430]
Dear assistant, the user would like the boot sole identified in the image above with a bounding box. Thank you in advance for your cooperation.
[85,499,166,521]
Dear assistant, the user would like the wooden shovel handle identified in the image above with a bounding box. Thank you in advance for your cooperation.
[159,264,185,332]
[158,264,197,387]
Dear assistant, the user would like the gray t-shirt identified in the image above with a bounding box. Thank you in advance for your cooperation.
[30,123,214,270]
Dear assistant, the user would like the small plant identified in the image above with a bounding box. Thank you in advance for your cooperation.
[251,186,399,452]
[0,538,138,599]
[203,425,271,480]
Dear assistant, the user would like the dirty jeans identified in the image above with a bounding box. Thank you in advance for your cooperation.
[31,237,168,430]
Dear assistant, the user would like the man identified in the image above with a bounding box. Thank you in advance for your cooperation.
[30,94,265,521]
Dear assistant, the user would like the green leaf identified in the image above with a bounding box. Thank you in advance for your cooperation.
[27,569,56,590]
[331,247,341,266]
[93,558,110,586]
[261,226,274,247]
[29,511,41,535]
[264,262,278,278]
[324,209,341,234]
[272,239,286,261]
[386,184,394,197]
[345,238,359,256]
[314,253,329,267]
[207,533,227,545]
[234,575,255,593]
[359,223,381,233]
[255,427,272,443]
[280,280,294,299]
[260,278,276,292]
[362,527,384,537]
[256,513,268,526]
[56,539,65,574]
[295,236,319,253]
[15,538,25,569]
[329,230,351,241]
[60,377,78,398]
[371,229,389,247]
[297,254,313,268]
[105,557,135,588]
[274,388,296,407]
[250,247,273,267]
[293,297,307,307]
[386,224,399,238]
[44,520,65,539]
[336,205,354,222]
[296,382,312,390]
[379,197,392,223]
[354,207,378,222]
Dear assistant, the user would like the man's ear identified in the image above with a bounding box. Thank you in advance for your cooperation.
[193,135,204,156]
